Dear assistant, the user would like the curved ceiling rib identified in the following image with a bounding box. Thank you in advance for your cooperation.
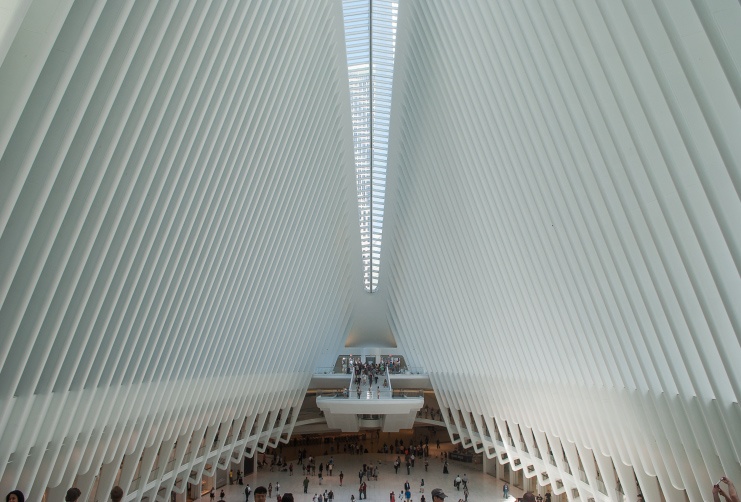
[381,1,741,501]
[0,0,358,498]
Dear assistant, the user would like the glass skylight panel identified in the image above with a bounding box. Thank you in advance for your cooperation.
[343,0,398,292]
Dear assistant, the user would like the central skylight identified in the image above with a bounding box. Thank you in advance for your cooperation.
[342,0,398,292]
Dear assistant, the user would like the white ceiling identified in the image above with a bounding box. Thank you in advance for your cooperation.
[0,1,739,501]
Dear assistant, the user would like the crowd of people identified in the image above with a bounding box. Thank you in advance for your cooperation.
[4,485,124,502]
[342,357,406,377]
[7,442,733,501]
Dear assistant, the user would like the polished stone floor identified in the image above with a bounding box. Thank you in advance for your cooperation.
[195,435,530,502]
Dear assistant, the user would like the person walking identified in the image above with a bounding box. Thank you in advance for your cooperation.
[245,484,251,501]
[420,479,425,493]
[303,477,310,494]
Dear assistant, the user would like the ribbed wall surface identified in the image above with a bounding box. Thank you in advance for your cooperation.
[382,1,741,501]
[0,1,358,500]
[1,1,740,501]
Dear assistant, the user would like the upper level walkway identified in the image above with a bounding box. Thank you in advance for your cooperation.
[310,355,432,391]
[312,356,427,432]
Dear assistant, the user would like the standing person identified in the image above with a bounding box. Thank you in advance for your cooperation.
[340,471,344,486]
[544,492,551,502]
[535,494,543,502]
[245,484,252,501]
[390,492,395,502]
[210,488,216,502]
[276,482,281,496]
[268,483,273,498]
[424,459,429,472]
[503,483,509,499]
[303,477,310,494]
[220,489,225,501]
[431,488,447,502]
[443,461,449,474]
[5,491,24,502]
[420,479,425,493]
[255,486,268,502]
[289,463,293,476]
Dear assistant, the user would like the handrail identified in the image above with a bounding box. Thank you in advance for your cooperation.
[315,387,425,400]
[405,366,427,375]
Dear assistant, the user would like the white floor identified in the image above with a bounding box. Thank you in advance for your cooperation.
[194,439,530,502]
